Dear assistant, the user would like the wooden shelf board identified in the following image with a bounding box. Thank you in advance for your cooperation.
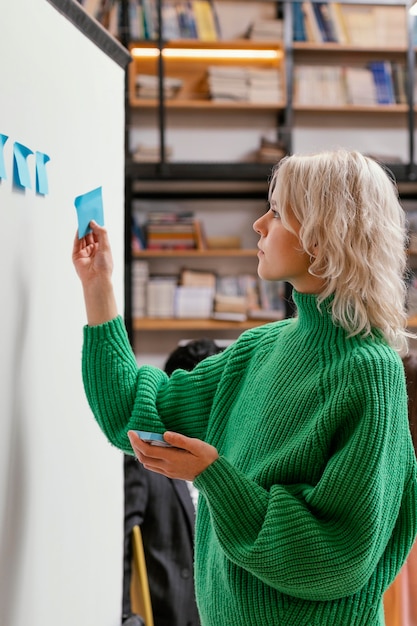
[293,42,407,54]
[133,248,257,258]
[130,98,286,110]
[294,105,408,114]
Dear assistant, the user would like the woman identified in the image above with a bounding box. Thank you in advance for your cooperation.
[73,149,417,625]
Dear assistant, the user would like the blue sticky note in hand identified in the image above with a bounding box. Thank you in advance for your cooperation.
[74,186,104,239]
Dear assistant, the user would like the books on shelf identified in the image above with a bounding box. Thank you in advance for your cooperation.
[132,0,221,41]
[207,66,283,104]
[132,260,149,318]
[301,1,324,43]
[131,259,287,323]
[254,137,287,164]
[294,61,406,107]
[254,280,286,320]
[175,286,215,318]
[344,67,377,106]
[129,0,145,40]
[135,74,183,100]
[368,61,395,105]
[147,276,177,317]
[181,268,217,289]
[311,2,338,43]
[294,65,346,106]
[193,0,218,41]
[144,211,198,250]
[292,1,406,47]
[293,2,307,42]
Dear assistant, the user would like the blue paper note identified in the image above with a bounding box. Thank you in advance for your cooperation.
[74,186,104,239]
[13,142,33,189]
[35,151,51,195]
[0,134,9,180]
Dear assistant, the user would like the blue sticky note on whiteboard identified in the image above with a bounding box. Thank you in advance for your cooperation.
[0,134,9,180]
[13,142,33,189]
[35,151,51,195]
[74,186,104,238]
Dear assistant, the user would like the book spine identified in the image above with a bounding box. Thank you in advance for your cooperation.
[292,1,307,42]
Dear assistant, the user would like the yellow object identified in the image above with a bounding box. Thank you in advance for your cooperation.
[130,525,154,626]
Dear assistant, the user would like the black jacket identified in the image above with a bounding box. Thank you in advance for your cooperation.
[122,455,201,626]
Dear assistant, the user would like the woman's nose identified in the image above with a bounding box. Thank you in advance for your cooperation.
[253,214,265,235]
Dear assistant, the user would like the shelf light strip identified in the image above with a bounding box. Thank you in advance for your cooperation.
[131,47,282,61]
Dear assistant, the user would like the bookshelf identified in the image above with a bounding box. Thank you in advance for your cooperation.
[128,40,286,111]
[116,0,417,361]
[127,181,292,362]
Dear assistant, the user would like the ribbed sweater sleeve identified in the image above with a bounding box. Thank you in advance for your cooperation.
[194,350,417,602]
[82,315,228,453]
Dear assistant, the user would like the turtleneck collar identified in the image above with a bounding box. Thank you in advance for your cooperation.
[290,289,345,343]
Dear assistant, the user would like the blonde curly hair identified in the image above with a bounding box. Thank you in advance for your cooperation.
[270,149,410,354]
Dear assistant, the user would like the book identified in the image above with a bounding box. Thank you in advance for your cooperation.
[161,3,182,40]
[176,1,198,38]
[180,268,217,289]
[301,1,323,43]
[193,0,218,41]
[327,2,349,44]
[258,280,286,318]
[147,276,177,317]
[175,286,214,318]
[344,67,377,106]
[142,0,157,39]
[212,311,247,322]
[292,2,307,42]
[132,260,149,318]
[193,219,208,250]
[339,4,377,47]
[312,2,337,43]
[368,61,395,105]
[391,63,407,105]
[145,211,197,249]
[214,293,247,314]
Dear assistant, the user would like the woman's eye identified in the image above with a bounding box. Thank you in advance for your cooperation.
[271,209,280,219]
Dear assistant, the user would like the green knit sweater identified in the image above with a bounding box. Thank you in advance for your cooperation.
[82,291,417,626]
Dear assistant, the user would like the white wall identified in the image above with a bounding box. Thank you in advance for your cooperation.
[0,2,127,625]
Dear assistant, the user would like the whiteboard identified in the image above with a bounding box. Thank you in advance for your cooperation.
[0,1,130,625]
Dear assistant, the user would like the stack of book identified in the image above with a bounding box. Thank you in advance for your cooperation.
[145,211,197,250]
[207,67,283,104]
[132,262,287,322]
[248,68,282,104]
[176,268,216,319]
[135,74,183,100]
[249,280,286,320]
[254,137,287,164]
[207,66,249,102]
[147,276,177,317]
[249,18,284,41]
[132,260,149,318]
